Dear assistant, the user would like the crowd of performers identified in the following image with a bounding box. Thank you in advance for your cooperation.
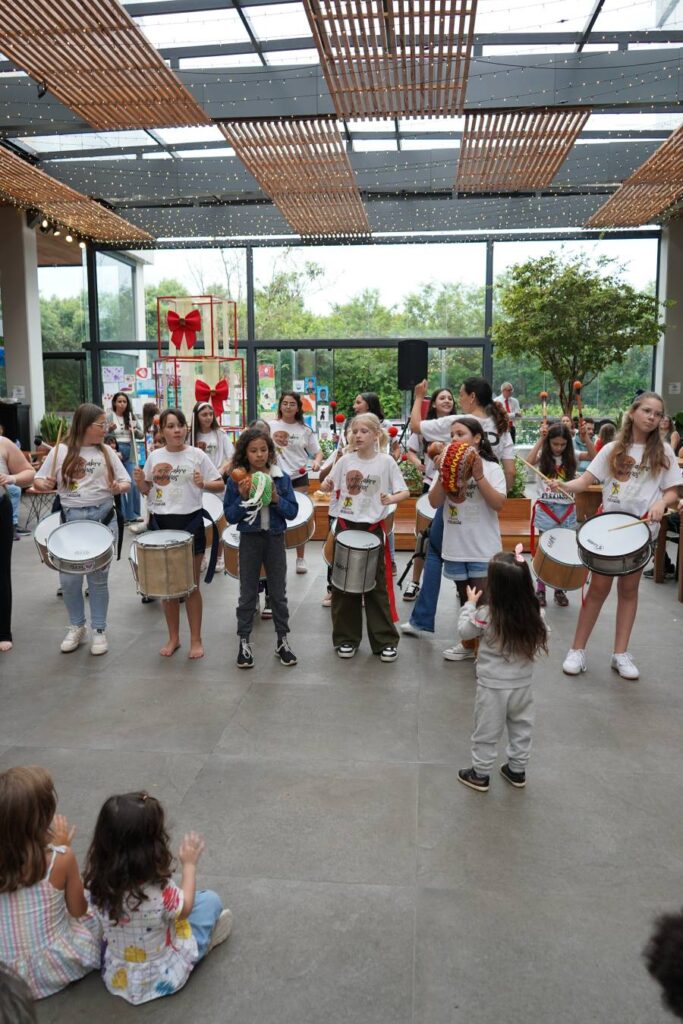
[0,378,682,788]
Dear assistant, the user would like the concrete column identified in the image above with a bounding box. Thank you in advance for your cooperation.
[0,208,45,432]
[656,220,683,415]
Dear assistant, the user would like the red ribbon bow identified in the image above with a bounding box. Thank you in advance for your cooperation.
[167,309,201,349]
[195,378,229,417]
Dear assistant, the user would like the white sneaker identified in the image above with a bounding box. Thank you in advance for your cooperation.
[296,557,308,574]
[562,648,587,675]
[322,592,332,607]
[611,652,639,680]
[90,630,108,656]
[208,909,233,951]
[443,642,475,661]
[60,625,87,653]
[128,521,148,535]
[400,621,422,637]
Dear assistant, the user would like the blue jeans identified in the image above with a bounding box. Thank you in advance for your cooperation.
[60,504,117,632]
[409,505,444,633]
[188,889,223,960]
[6,484,21,526]
[117,443,140,520]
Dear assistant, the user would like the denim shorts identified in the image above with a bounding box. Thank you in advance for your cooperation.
[442,560,489,581]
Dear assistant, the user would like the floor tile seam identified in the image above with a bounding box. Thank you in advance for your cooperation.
[192,870,420,892]
[207,676,260,754]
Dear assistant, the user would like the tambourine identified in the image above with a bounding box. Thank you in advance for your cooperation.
[440,441,478,499]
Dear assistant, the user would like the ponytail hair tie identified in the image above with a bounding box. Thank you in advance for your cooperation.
[514,543,524,564]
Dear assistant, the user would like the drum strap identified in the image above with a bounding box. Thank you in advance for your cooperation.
[149,509,219,584]
[530,500,574,556]
[337,516,399,623]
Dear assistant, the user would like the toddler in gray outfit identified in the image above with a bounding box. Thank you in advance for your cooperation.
[458,546,548,793]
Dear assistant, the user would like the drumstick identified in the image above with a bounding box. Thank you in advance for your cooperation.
[522,460,574,502]
[48,422,63,479]
[607,509,678,531]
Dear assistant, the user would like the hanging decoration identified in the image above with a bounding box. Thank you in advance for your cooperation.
[195,378,229,417]
[167,309,202,351]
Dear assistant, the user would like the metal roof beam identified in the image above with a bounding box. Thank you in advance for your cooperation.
[576,0,607,53]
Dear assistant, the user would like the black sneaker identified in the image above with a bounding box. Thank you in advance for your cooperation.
[237,637,254,669]
[536,588,547,608]
[336,644,357,659]
[261,595,273,620]
[379,645,398,662]
[644,561,676,580]
[500,763,526,788]
[403,581,420,601]
[276,636,297,666]
[457,767,490,792]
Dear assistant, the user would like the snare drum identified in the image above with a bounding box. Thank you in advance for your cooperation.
[46,521,114,575]
[285,492,316,549]
[415,494,435,536]
[331,530,382,593]
[131,530,196,599]
[33,512,61,570]
[532,528,588,591]
[221,525,267,581]
[577,512,653,577]
[202,492,226,547]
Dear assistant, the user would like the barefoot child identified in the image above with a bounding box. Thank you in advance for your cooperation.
[134,407,223,659]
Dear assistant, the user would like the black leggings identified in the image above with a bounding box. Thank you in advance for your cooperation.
[0,495,13,642]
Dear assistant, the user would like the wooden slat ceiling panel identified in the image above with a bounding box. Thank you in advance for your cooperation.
[304,0,477,119]
[456,107,591,192]
[587,123,683,226]
[219,118,370,237]
[0,0,210,130]
[0,147,153,241]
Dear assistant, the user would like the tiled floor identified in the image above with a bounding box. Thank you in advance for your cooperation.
[3,530,681,1023]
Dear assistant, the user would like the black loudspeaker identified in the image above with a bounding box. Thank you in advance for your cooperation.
[397,339,429,390]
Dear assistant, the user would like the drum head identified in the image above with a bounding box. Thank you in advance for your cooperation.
[221,525,240,550]
[337,530,382,551]
[138,530,192,548]
[416,494,436,521]
[290,491,314,528]
[578,513,650,556]
[34,512,61,544]
[538,528,581,565]
[202,492,224,523]
[47,521,113,560]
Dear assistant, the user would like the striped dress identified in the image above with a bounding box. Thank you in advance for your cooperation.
[0,845,101,999]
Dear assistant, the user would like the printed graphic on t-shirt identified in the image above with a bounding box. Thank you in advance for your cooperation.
[67,454,105,490]
[151,461,194,507]
[344,469,380,497]
[273,430,290,449]
[614,453,636,482]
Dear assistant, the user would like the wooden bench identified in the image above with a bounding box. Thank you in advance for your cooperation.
[308,491,533,552]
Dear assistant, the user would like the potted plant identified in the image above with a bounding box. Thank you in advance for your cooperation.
[39,412,68,444]
[399,454,424,497]
[500,456,531,527]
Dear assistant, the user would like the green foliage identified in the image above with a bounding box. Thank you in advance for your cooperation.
[507,456,528,499]
[492,253,665,414]
[319,438,336,459]
[39,411,69,442]
[399,456,424,496]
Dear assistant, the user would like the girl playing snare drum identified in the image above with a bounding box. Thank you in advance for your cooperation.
[551,392,682,680]
[135,408,223,659]
[321,413,409,662]
[34,404,131,656]
[527,423,578,608]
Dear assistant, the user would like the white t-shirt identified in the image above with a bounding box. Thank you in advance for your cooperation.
[407,431,437,485]
[195,429,234,471]
[329,451,406,524]
[586,441,681,519]
[36,444,131,509]
[420,415,515,464]
[536,455,574,506]
[270,419,320,479]
[436,458,506,562]
[144,446,221,515]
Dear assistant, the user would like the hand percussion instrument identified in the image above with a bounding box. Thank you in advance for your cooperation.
[34,512,61,570]
[331,530,382,593]
[202,491,226,547]
[285,492,315,549]
[415,493,436,536]
[440,441,478,498]
[577,512,652,576]
[46,521,114,575]
[221,525,266,581]
[532,528,588,591]
[130,530,195,599]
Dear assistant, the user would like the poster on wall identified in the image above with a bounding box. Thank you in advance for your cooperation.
[102,365,125,385]
[293,379,305,394]
[316,385,329,404]
[258,364,276,418]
